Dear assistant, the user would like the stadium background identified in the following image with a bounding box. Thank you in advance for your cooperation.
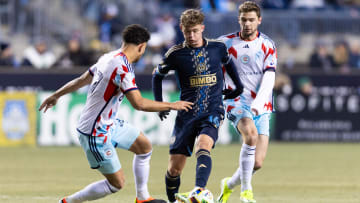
[0,0,359,202]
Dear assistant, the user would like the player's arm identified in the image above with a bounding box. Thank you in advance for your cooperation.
[152,56,173,120]
[250,71,275,116]
[39,71,93,112]
[152,64,167,102]
[125,89,193,112]
[223,58,244,100]
[251,44,277,115]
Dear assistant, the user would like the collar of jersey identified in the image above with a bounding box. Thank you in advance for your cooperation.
[183,38,208,49]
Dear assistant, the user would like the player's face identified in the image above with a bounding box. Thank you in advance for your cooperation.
[134,42,147,63]
[181,24,205,48]
[238,11,261,40]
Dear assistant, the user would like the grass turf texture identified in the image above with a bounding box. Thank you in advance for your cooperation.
[0,143,359,203]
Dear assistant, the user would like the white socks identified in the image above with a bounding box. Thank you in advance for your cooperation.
[240,143,256,191]
[227,144,256,191]
[133,150,152,200]
[66,179,119,203]
[227,166,242,189]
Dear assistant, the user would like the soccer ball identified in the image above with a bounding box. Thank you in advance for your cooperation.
[189,188,214,203]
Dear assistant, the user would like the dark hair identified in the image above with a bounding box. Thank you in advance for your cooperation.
[239,1,261,18]
[122,24,150,45]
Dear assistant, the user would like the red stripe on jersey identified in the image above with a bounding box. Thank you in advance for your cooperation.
[61,198,68,203]
[103,135,108,144]
[120,73,126,82]
[108,109,112,118]
[226,105,235,112]
[104,68,118,102]
[251,90,257,99]
[114,52,124,57]
[261,43,267,55]
[264,48,274,62]
[234,97,240,102]
[228,46,237,59]
[222,65,226,74]
[122,65,129,73]
[132,78,136,86]
[226,34,236,38]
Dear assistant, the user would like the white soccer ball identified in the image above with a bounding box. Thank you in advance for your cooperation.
[189,188,214,203]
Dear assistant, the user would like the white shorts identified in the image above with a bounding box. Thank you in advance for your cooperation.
[227,105,271,136]
[78,119,140,174]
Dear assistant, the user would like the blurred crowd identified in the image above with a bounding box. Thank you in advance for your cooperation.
[0,0,360,74]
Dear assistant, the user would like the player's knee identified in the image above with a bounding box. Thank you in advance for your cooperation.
[168,168,182,177]
[132,132,152,154]
[244,134,258,145]
[109,178,125,190]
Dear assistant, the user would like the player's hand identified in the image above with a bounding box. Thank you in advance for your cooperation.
[171,101,193,112]
[222,88,243,100]
[38,95,58,113]
[158,111,170,121]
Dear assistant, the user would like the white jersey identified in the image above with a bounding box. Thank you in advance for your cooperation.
[77,50,138,136]
[219,31,277,113]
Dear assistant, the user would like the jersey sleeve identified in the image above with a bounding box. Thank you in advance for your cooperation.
[115,64,138,93]
[263,41,277,72]
[155,53,175,76]
[220,42,231,65]
[88,64,97,76]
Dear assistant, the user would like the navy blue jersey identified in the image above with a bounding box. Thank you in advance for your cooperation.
[154,38,231,118]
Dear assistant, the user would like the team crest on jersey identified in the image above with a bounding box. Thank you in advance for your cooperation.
[240,54,250,64]
[104,148,114,159]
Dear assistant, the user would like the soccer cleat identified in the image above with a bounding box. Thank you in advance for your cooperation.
[217,177,233,203]
[240,190,256,203]
[59,198,68,203]
[174,191,190,203]
[135,197,167,203]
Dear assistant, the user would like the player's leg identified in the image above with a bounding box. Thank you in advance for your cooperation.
[167,118,194,203]
[112,119,166,203]
[60,134,122,203]
[254,134,269,173]
[128,132,154,202]
[238,118,258,193]
[167,154,187,203]
[194,131,215,189]
[60,170,123,203]
[226,117,257,190]
[253,113,271,173]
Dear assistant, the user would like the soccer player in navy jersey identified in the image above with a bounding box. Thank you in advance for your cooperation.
[39,24,192,203]
[152,9,243,203]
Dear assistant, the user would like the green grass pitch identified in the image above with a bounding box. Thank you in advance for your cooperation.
[0,143,359,202]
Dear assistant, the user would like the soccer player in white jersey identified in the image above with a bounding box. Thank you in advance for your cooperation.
[216,2,277,203]
[39,24,193,203]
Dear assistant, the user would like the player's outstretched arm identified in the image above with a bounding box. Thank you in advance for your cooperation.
[125,89,193,112]
[39,71,93,113]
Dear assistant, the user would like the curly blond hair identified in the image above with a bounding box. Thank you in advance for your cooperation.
[180,9,205,28]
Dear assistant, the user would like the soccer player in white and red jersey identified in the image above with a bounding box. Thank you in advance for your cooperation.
[216,2,277,203]
[39,24,192,203]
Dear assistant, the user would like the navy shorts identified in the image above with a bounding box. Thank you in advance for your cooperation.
[169,113,224,156]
